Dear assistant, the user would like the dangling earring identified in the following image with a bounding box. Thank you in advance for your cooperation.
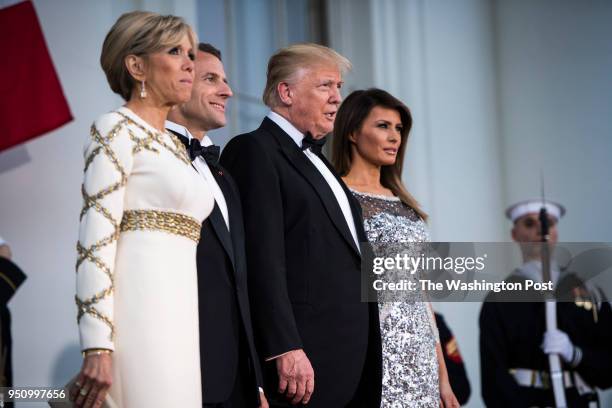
[140,80,147,99]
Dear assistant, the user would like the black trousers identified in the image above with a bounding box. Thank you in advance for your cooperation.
[202,332,253,408]
[202,370,248,408]
[519,386,599,408]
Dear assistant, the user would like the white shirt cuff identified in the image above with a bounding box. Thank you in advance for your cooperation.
[265,350,292,361]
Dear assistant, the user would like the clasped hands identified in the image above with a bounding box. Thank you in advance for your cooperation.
[275,349,315,405]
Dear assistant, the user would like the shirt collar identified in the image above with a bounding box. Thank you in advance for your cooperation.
[165,120,212,146]
[267,111,304,147]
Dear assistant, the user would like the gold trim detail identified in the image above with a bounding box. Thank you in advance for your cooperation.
[115,111,190,165]
[76,294,115,340]
[0,272,16,291]
[75,121,129,341]
[120,210,201,243]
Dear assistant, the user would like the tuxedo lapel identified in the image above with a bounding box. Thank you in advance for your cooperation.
[208,204,236,266]
[262,118,361,257]
[218,173,245,261]
[208,170,237,270]
[318,153,368,244]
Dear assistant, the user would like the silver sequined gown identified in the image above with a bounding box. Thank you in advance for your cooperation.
[352,190,440,407]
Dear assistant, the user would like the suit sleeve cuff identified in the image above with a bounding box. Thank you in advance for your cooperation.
[571,346,583,368]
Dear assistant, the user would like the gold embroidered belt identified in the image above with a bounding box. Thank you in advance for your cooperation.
[120,209,201,243]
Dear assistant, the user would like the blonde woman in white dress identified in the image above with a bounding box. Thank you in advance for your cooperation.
[70,12,213,408]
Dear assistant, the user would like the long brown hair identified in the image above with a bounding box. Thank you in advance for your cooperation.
[331,88,427,221]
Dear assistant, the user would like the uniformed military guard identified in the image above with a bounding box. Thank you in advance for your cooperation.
[479,200,612,407]
[435,312,471,405]
[0,237,27,392]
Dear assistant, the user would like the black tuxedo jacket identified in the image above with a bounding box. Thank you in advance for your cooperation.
[168,129,263,405]
[220,117,382,407]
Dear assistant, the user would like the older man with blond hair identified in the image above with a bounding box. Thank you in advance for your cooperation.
[220,44,382,407]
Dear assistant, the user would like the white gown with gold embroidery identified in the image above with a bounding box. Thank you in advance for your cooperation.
[76,107,214,407]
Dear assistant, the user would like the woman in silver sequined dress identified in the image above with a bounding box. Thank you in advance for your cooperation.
[332,89,459,408]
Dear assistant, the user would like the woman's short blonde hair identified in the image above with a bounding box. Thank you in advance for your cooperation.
[100,11,196,101]
[262,43,352,108]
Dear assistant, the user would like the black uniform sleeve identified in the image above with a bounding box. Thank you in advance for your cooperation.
[435,313,471,405]
[0,256,26,388]
[220,135,303,359]
[574,293,612,389]
[0,257,26,304]
[479,302,529,407]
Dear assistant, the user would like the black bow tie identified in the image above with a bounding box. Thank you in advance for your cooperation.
[178,135,220,168]
[301,133,327,155]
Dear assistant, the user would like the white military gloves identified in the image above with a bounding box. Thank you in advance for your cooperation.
[542,329,582,367]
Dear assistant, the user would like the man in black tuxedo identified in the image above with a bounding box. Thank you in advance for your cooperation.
[166,43,268,408]
[219,44,382,408]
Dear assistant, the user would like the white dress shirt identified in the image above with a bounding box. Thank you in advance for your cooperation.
[267,111,360,252]
[165,120,230,230]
